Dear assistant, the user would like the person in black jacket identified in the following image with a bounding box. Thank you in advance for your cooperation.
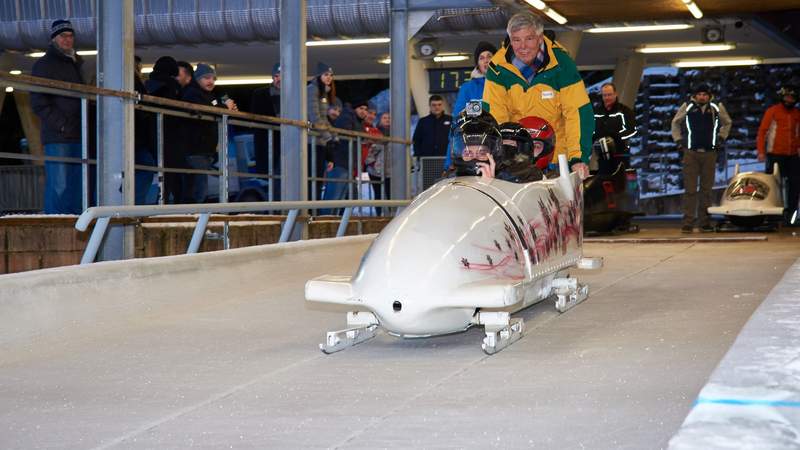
[250,62,281,200]
[412,95,452,188]
[180,63,238,203]
[31,19,86,214]
[144,56,184,204]
[592,83,637,175]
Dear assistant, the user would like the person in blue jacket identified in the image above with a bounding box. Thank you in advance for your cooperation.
[445,41,498,171]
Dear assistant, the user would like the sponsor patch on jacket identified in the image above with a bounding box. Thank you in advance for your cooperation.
[443,121,451,126]
[211,99,219,106]
[541,90,554,99]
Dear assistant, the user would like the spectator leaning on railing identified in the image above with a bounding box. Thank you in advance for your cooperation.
[251,62,282,199]
[180,63,238,204]
[31,19,86,214]
[144,56,185,204]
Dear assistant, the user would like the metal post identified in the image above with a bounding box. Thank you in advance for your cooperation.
[311,135,317,201]
[219,114,229,203]
[390,0,410,200]
[348,138,354,201]
[267,128,274,201]
[336,207,352,237]
[96,0,135,261]
[279,209,299,243]
[187,213,210,254]
[356,136,362,200]
[81,98,89,212]
[280,0,307,240]
[156,112,164,205]
[80,217,110,264]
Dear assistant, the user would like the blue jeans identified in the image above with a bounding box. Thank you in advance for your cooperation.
[135,149,157,205]
[320,166,349,215]
[44,143,83,214]
[185,155,215,203]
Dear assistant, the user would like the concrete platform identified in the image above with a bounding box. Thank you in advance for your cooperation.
[0,228,798,449]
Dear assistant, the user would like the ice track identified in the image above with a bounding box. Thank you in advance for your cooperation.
[0,231,798,449]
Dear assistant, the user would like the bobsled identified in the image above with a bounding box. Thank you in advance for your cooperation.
[305,156,602,354]
[583,163,641,234]
[708,163,784,229]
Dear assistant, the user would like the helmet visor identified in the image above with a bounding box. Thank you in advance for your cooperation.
[451,131,500,161]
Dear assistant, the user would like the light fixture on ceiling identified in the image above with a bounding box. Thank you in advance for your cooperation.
[674,58,759,68]
[215,77,273,86]
[9,70,22,75]
[5,87,13,93]
[306,37,390,47]
[682,0,703,19]
[27,49,98,57]
[433,54,470,63]
[637,43,736,54]
[523,0,568,25]
[378,57,391,65]
[586,24,693,33]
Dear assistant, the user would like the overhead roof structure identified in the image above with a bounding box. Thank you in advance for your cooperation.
[0,0,798,79]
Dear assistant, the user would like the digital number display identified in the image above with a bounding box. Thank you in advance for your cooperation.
[428,68,473,93]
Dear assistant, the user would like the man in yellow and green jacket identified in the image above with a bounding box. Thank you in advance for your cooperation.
[484,11,593,178]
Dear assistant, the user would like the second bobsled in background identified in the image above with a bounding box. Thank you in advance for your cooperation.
[708,163,785,229]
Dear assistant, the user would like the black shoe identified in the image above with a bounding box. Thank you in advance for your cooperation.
[700,224,715,233]
[681,225,693,234]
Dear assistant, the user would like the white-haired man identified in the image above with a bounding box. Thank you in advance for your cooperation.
[483,11,593,178]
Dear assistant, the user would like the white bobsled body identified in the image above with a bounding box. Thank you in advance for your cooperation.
[306,164,584,338]
[708,163,784,219]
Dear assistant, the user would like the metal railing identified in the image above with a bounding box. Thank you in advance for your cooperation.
[0,71,411,215]
[75,199,411,264]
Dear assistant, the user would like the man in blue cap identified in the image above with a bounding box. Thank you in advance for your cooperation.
[31,19,86,214]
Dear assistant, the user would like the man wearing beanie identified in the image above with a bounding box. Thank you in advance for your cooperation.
[31,19,86,214]
[445,40,498,170]
[251,62,282,199]
[671,83,732,233]
[180,63,238,203]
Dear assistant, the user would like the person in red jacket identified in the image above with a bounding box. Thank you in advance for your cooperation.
[757,86,800,222]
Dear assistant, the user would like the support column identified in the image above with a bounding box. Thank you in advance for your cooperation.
[390,0,410,200]
[13,91,43,165]
[408,55,429,117]
[556,30,583,59]
[612,54,646,109]
[280,0,307,238]
[96,0,134,261]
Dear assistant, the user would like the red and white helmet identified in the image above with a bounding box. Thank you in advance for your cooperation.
[519,116,555,169]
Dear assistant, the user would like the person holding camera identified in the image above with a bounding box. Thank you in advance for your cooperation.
[671,83,732,233]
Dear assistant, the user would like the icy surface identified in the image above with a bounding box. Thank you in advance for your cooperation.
[1,231,798,449]
[670,258,800,450]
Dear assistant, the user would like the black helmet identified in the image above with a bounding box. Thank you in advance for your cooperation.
[593,136,616,162]
[451,110,502,176]
[498,122,534,161]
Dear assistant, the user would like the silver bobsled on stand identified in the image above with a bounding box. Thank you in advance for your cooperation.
[305,155,602,354]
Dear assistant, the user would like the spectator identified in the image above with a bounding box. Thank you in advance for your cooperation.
[181,63,238,203]
[671,83,732,233]
[322,99,369,211]
[307,62,336,200]
[365,106,378,128]
[453,41,497,116]
[757,86,800,223]
[144,56,184,204]
[133,57,156,204]
[412,94,452,177]
[176,61,194,90]
[31,19,86,214]
[366,112,392,213]
[592,82,637,175]
[251,62,282,200]
[483,11,593,178]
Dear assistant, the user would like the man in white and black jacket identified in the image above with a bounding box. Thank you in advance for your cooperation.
[671,83,732,233]
[31,19,86,214]
[592,82,637,175]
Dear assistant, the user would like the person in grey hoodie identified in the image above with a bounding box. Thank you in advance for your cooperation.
[307,62,337,200]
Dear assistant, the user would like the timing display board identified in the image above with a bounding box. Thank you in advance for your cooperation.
[428,68,473,93]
